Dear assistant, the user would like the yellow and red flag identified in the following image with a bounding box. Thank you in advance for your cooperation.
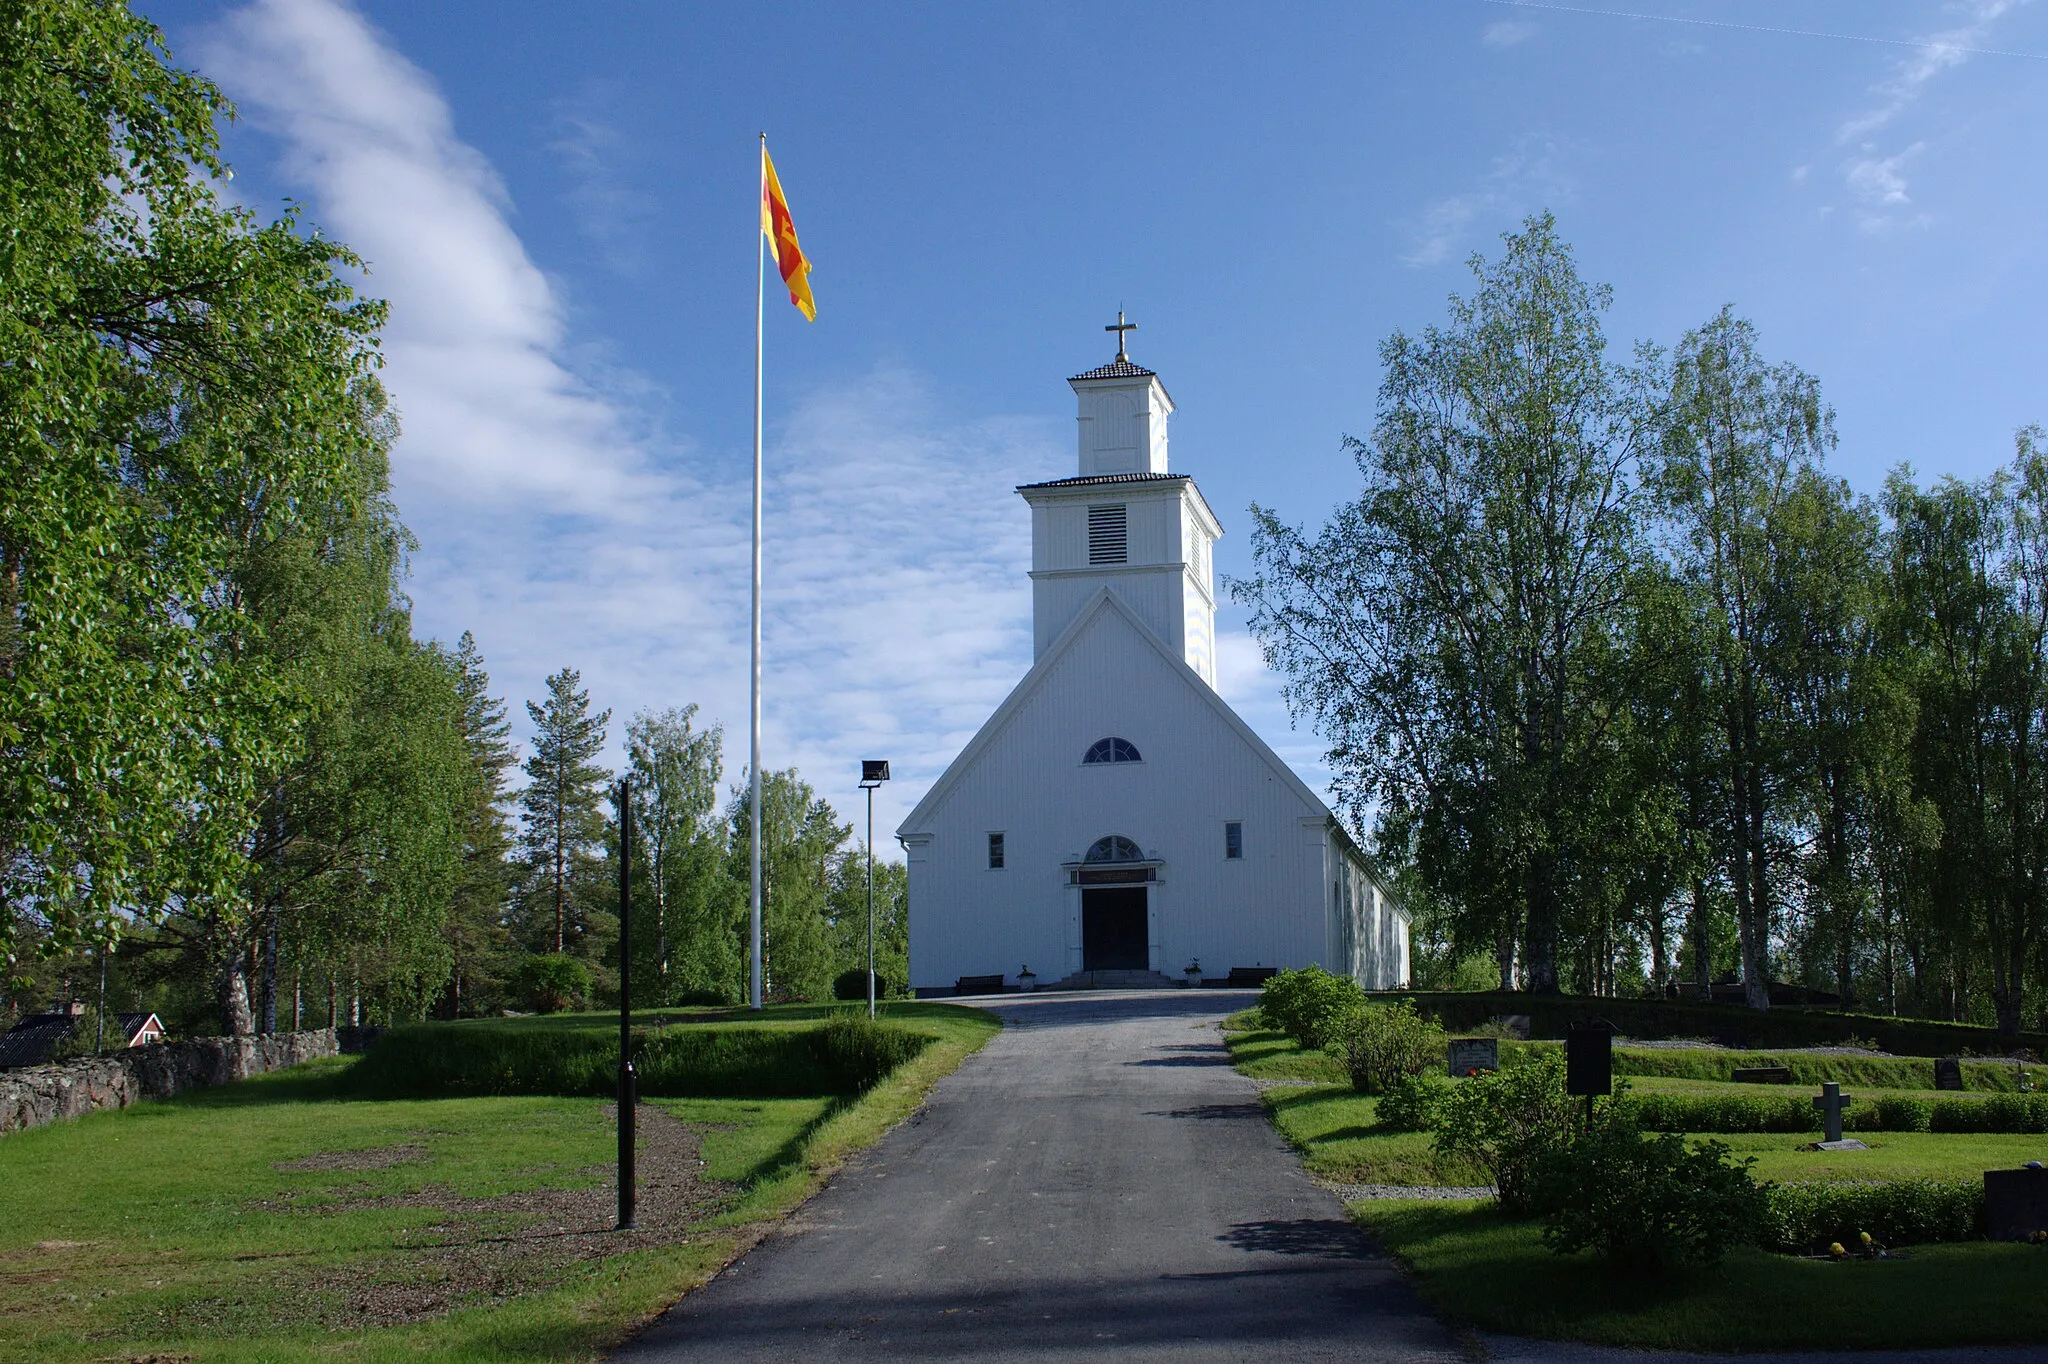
[760,147,815,321]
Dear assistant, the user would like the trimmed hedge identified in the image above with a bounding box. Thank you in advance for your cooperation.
[1763,1178,1985,1253]
[348,1015,929,1100]
[1618,1090,2048,1134]
[1497,1040,2037,1093]
[1379,990,2048,1060]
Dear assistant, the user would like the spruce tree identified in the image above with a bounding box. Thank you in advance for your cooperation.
[445,633,516,1014]
[518,669,611,955]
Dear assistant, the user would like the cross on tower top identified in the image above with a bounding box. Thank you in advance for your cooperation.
[1105,311,1137,360]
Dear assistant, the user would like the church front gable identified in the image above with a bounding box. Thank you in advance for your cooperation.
[901,592,1345,989]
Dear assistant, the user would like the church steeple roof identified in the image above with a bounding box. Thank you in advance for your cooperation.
[1067,356,1157,382]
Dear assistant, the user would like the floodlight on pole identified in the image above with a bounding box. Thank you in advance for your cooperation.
[858,761,890,1020]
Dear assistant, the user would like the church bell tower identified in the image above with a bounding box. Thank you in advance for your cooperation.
[1016,316,1223,686]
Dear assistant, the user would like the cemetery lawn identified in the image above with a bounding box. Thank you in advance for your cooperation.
[0,1002,999,1362]
[1353,1199,2048,1351]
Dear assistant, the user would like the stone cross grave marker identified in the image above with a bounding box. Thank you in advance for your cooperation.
[1934,1056,1965,1091]
[1985,1165,2048,1241]
[1446,1037,1499,1077]
[1813,1081,1854,1143]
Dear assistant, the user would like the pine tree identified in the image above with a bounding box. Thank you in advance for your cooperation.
[445,632,517,1014]
[518,669,611,955]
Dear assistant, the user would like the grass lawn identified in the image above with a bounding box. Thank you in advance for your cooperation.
[0,1001,999,1362]
[1354,1199,2048,1352]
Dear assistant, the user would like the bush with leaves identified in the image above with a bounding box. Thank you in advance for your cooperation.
[1258,966,1366,1050]
[1431,1051,1582,1213]
[1375,1071,1452,1131]
[1536,1113,1768,1273]
[510,953,590,1014]
[1332,999,1445,1094]
[1763,1178,1983,1253]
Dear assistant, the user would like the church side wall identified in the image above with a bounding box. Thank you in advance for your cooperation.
[905,608,1331,989]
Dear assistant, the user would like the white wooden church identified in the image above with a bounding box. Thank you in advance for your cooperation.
[897,327,1410,993]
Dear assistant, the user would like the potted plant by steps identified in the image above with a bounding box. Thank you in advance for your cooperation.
[1017,965,1037,993]
[1184,959,1203,988]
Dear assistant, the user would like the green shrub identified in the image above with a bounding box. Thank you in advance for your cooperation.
[1376,1071,1452,1131]
[1258,966,1367,1050]
[833,969,887,1002]
[1929,1093,2048,1133]
[1432,1051,1583,1214]
[1867,1095,1931,1132]
[1619,1092,1814,1134]
[1331,999,1446,1095]
[349,1017,930,1099]
[1763,1178,1985,1253]
[1536,1116,1768,1273]
[510,954,590,1014]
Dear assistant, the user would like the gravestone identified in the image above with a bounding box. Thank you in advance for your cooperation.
[1810,1081,1867,1150]
[1566,1023,1613,1098]
[1446,1037,1499,1077]
[1934,1056,1965,1092]
[1985,1165,2048,1240]
[1731,1066,1793,1085]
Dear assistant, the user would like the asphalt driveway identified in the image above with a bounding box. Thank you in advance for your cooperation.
[613,988,1467,1362]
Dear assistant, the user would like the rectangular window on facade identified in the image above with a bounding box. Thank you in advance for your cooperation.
[1224,821,1243,859]
[988,832,1005,869]
[1088,504,1128,564]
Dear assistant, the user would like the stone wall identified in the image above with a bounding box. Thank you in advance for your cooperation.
[0,1029,342,1136]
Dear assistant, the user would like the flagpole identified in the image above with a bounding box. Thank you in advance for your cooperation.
[749,133,766,1013]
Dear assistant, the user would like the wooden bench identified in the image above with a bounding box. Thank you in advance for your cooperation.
[954,974,1007,996]
[1730,1066,1793,1085]
[1225,967,1279,988]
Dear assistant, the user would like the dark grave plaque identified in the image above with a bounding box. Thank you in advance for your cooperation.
[1985,1166,2048,1241]
[1566,1022,1613,1097]
[1447,1037,1499,1077]
[1731,1066,1794,1085]
[1934,1056,1965,1091]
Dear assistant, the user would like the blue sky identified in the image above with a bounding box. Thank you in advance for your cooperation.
[159,1,2048,839]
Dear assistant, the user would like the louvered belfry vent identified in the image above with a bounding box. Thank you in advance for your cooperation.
[1087,504,1128,564]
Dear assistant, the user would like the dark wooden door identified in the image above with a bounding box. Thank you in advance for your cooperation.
[1082,887,1148,970]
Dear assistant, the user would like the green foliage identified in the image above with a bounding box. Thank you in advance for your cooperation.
[1432,1051,1585,1213]
[1536,1116,1769,1272]
[1236,213,1653,993]
[626,706,736,1007]
[1332,998,1446,1094]
[727,769,853,1003]
[833,968,891,1001]
[509,953,589,1014]
[1258,966,1366,1050]
[347,1015,929,1099]
[0,0,390,964]
[1763,1178,1985,1254]
[1617,1089,2047,1134]
[515,668,612,958]
[1929,1093,2048,1133]
[441,632,518,1018]
[1375,1071,1452,1131]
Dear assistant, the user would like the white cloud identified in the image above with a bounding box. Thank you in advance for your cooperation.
[1831,1,2029,222]
[1482,19,1536,48]
[548,87,656,275]
[1401,137,1569,268]
[196,0,1064,837]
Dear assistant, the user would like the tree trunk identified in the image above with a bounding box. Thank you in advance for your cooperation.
[1689,876,1713,992]
[260,909,278,1034]
[1522,855,1561,994]
[218,951,254,1037]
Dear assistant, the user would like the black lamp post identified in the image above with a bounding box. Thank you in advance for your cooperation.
[616,776,635,1231]
[859,760,890,1020]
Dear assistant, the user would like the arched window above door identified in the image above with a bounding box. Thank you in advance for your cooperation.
[1083,737,1142,765]
[1084,835,1145,863]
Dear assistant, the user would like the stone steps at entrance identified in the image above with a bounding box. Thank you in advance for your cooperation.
[1043,969,1180,991]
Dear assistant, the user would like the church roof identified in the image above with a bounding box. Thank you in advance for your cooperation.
[1067,357,1157,381]
[1015,472,1186,491]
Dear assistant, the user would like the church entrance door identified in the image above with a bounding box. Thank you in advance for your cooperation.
[1082,887,1148,971]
